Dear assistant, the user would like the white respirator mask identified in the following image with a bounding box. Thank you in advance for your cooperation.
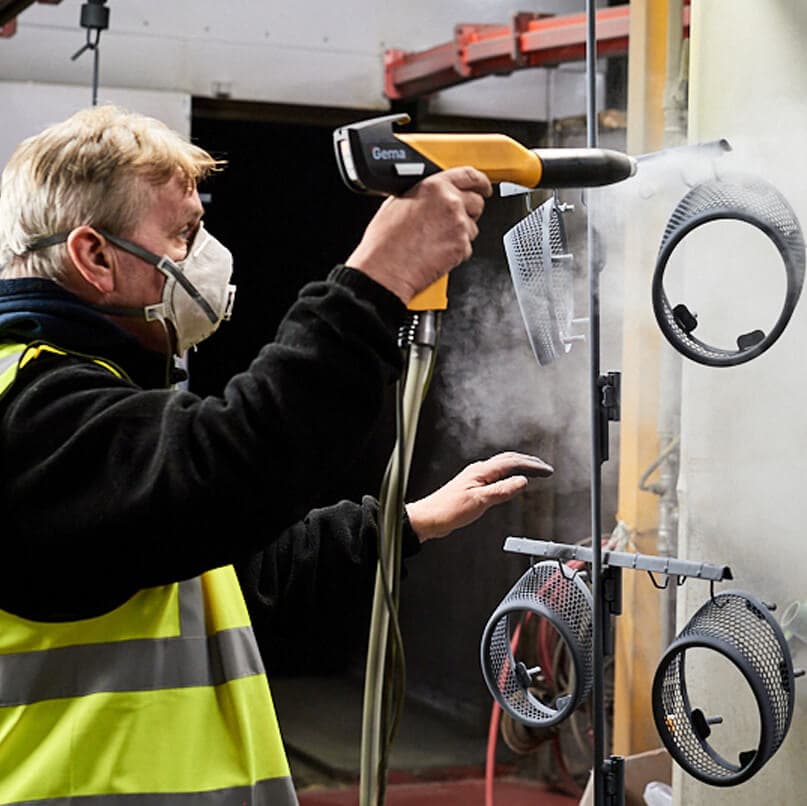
[31,223,237,356]
[141,224,236,355]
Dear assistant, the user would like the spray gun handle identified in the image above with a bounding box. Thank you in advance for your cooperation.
[407,275,448,312]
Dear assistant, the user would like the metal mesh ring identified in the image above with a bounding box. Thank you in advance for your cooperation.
[652,590,797,786]
[652,173,805,367]
[480,561,593,728]
[503,197,575,366]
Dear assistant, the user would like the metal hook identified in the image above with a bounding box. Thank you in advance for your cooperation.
[647,570,671,590]
[71,28,100,61]
[555,558,578,581]
[710,579,729,608]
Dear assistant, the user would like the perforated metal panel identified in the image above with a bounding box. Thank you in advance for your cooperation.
[480,561,593,728]
[652,173,805,366]
[652,590,797,786]
[503,197,576,367]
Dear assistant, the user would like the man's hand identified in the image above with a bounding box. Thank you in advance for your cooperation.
[346,167,493,304]
[405,451,554,543]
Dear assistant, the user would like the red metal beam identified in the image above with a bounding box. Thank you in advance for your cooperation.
[385,4,690,101]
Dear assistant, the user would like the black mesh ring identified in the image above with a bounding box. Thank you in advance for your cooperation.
[652,174,805,367]
[480,561,593,728]
[652,590,796,786]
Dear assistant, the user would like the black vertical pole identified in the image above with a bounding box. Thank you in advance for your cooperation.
[584,1,607,804]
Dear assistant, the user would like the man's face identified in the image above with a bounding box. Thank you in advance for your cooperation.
[109,172,204,352]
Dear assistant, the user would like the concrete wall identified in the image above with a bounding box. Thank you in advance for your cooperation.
[673,1,807,803]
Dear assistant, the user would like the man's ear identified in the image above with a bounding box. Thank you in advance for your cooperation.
[66,226,116,294]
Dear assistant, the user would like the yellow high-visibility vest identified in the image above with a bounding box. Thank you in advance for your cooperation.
[0,342,297,805]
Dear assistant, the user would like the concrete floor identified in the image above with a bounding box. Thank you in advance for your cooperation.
[297,778,579,806]
[271,675,580,806]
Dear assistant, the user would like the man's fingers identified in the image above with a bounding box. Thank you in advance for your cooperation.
[441,165,494,197]
[463,190,486,221]
[473,451,554,483]
[477,476,529,506]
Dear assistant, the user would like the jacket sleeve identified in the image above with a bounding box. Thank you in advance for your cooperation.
[0,268,408,620]
[237,496,421,676]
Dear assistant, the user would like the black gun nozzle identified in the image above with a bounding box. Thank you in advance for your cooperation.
[536,148,637,189]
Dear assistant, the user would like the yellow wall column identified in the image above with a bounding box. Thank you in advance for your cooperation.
[611,0,673,757]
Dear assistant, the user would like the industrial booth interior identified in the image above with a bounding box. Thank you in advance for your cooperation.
[2,2,807,806]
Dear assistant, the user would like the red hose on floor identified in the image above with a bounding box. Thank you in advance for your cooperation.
[485,620,522,806]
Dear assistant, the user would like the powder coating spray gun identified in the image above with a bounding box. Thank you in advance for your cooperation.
[335,112,636,310]
[332,113,636,806]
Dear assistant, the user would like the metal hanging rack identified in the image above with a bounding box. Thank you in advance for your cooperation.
[501,536,733,805]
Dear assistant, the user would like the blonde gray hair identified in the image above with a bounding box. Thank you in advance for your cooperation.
[0,104,221,281]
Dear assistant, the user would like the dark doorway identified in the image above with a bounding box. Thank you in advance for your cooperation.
[189,100,394,505]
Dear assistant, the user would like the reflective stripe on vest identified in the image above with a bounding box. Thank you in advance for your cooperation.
[0,343,297,806]
[0,343,27,391]
[0,341,127,396]
[4,778,299,806]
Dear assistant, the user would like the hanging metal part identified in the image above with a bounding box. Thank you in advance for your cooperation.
[70,0,109,106]
[480,560,594,730]
[652,173,806,367]
[503,195,580,367]
[652,591,803,786]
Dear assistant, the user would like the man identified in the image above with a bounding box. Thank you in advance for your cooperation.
[0,105,550,805]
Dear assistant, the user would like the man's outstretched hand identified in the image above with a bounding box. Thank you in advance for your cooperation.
[405,451,554,543]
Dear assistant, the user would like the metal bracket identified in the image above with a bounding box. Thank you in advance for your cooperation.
[602,566,622,655]
[598,371,621,462]
[604,756,625,806]
[503,537,733,584]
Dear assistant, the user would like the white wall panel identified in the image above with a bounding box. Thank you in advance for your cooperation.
[675,1,807,804]
[0,81,190,169]
[0,0,603,117]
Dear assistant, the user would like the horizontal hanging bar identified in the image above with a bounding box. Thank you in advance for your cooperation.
[503,537,732,582]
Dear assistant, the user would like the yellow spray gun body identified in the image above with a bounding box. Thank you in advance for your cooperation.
[333,113,636,311]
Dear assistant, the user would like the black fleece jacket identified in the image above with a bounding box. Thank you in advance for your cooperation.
[0,268,420,652]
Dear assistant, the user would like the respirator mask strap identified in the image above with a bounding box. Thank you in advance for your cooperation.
[27,230,153,320]
[97,229,219,325]
[27,232,69,251]
[29,228,220,327]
